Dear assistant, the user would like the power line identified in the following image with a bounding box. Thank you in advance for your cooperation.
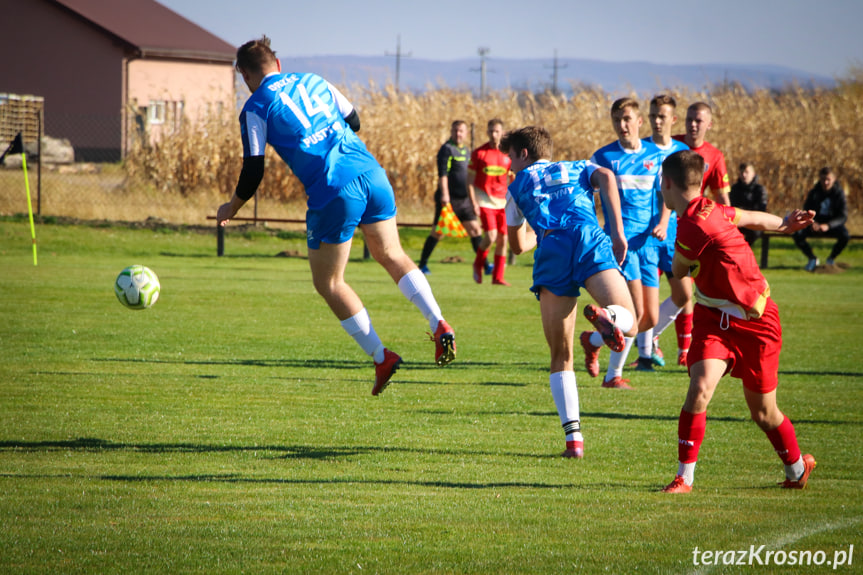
[385,35,412,93]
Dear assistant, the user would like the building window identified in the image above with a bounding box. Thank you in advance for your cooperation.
[148,100,166,125]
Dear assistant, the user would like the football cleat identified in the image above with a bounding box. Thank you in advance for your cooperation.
[373,349,403,396]
[492,279,510,286]
[635,357,655,372]
[431,320,456,366]
[583,304,625,352]
[804,258,819,272]
[601,376,633,390]
[781,453,817,489]
[484,262,494,275]
[561,441,584,459]
[472,258,483,284]
[419,264,431,275]
[580,331,600,378]
[678,350,689,367]
[662,475,692,493]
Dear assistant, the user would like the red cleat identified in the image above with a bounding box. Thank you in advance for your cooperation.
[662,475,692,493]
[580,331,600,377]
[472,257,483,284]
[561,440,584,459]
[373,349,403,396]
[583,304,625,352]
[781,453,817,489]
[492,279,510,286]
[431,320,456,366]
[601,376,633,390]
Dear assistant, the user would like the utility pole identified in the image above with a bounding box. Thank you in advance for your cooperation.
[472,47,491,99]
[545,49,567,95]
[385,35,412,93]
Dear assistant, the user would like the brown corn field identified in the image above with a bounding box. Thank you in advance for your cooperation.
[116,72,863,228]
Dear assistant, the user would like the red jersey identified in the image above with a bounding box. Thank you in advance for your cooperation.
[675,196,770,319]
[469,143,511,200]
[673,136,730,199]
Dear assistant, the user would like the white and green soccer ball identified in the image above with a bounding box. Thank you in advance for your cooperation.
[114,265,160,310]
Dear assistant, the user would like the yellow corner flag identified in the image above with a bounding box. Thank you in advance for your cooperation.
[22,151,37,266]
[434,203,467,238]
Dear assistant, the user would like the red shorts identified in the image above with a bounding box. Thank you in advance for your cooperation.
[479,206,507,234]
[688,298,782,393]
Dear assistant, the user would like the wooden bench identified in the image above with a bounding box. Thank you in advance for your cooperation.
[759,231,862,268]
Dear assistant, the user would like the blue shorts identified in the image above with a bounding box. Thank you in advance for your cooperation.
[620,243,660,288]
[305,167,397,249]
[657,230,676,274]
[530,226,623,299]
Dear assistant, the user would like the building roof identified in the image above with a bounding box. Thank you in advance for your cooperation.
[51,0,236,63]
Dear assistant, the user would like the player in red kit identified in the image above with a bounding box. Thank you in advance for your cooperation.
[658,150,817,493]
[657,101,732,367]
[469,119,513,285]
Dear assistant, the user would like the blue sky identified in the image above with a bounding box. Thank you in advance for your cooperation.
[159,0,863,78]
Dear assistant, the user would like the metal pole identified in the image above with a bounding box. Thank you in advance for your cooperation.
[37,107,42,215]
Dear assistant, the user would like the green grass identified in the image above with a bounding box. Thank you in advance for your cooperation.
[1,220,862,574]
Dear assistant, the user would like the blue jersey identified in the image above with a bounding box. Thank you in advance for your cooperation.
[505,160,599,238]
[590,140,665,251]
[645,136,689,241]
[240,72,381,210]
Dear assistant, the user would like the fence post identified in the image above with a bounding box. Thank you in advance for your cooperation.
[217,224,224,256]
[760,235,770,269]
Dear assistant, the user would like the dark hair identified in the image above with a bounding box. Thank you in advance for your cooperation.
[739,162,754,172]
[500,126,553,162]
[487,118,504,130]
[819,166,834,178]
[662,150,705,190]
[650,94,677,109]
[236,35,277,75]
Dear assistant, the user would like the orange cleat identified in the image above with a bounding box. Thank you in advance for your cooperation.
[662,475,692,493]
[432,320,456,366]
[781,454,817,489]
[584,304,625,352]
[373,349,403,396]
[601,376,633,390]
[580,331,600,377]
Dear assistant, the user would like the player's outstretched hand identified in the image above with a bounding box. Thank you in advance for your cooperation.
[779,209,815,235]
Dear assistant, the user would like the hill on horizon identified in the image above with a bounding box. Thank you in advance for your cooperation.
[280,55,837,96]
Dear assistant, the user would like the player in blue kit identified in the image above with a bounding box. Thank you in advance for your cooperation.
[217,36,456,396]
[503,126,636,458]
[634,94,691,371]
[580,97,667,389]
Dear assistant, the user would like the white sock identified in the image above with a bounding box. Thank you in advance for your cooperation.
[549,371,582,442]
[654,296,683,337]
[638,328,653,358]
[588,305,634,349]
[606,336,634,379]
[340,308,385,363]
[785,456,805,481]
[607,304,634,333]
[677,461,696,485]
[398,269,443,331]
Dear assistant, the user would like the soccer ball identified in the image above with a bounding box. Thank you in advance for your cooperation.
[114,265,160,310]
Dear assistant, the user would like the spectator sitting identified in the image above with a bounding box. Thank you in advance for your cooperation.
[793,167,850,271]
[729,162,768,246]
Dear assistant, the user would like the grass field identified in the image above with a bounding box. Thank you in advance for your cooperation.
[1,219,861,574]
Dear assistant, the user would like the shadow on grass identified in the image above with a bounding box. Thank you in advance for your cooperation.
[92,356,547,373]
[0,438,548,460]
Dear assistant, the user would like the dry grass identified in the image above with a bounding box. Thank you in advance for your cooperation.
[1,72,860,229]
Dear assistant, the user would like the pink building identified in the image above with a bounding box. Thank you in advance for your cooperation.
[0,0,235,161]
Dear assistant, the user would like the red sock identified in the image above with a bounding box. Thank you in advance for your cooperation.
[764,416,801,465]
[678,409,706,463]
[676,313,693,352]
[493,255,506,282]
[475,248,489,267]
